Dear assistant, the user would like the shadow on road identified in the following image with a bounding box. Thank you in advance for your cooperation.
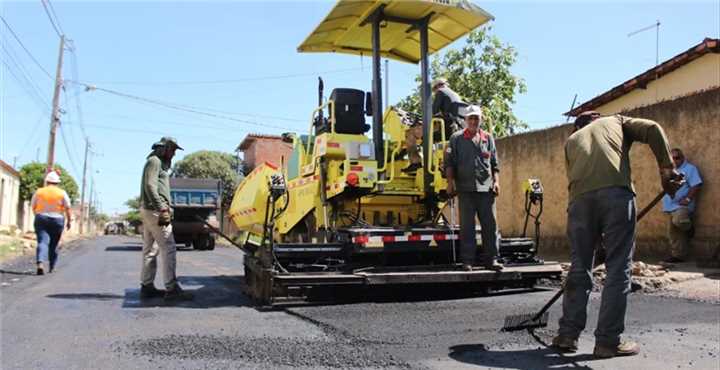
[279,285,554,308]
[121,275,253,309]
[47,293,124,301]
[0,269,35,276]
[448,343,596,370]
[105,244,196,252]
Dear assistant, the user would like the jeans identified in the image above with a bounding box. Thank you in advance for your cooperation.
[35,214,65,269]
[558,187,636,347]
[457,191,499,266]
[140,208,177,289]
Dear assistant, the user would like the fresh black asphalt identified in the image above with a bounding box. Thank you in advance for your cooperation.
[1,236,717,369]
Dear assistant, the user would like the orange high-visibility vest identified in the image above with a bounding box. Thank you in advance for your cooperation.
[32,186,68,214]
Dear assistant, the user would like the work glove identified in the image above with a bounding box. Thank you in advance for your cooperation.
[158,209,172,226]
[661,168,684,198]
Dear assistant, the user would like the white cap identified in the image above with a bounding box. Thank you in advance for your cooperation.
[465,105,482,118]
[45,171,61,184]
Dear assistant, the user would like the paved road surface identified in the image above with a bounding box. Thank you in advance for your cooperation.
[1,236,718,369]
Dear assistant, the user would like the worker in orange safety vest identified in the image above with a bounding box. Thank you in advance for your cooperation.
[31,171,72,275]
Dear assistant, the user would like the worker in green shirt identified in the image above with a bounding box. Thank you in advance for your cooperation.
[139,136,192,301]
[551,111,681,358]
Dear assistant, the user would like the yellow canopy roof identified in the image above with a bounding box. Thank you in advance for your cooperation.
[297,0,494,64]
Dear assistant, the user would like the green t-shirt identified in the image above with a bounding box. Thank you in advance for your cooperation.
[565,115,673,202]
[140,154,171,211]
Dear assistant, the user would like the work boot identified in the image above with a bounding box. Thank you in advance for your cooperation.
[484,261,504,271]
[593,341,640,359]
[140,284,164,299]
[551,335,578,353]
[401,162,422,173]
[36,262,45,276]
[164,284,194,301]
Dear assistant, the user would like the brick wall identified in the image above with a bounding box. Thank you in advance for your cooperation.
[496,88,719,258]
[242,138,293,170]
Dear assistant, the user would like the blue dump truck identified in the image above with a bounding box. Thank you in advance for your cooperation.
[169,178,221,251]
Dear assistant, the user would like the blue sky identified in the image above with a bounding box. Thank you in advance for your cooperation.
[1,0,718,214]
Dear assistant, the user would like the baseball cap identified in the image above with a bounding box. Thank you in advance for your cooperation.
[465,105,482,118]
[432,78,447,89]
[152,136,184,150]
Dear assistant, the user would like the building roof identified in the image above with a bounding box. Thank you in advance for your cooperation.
[567,38,719,117]
[236,134,286,151]
[0,159,20,178]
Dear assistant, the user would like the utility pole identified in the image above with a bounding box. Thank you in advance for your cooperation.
[79,139,89,234]
[87,179,94,233]
[46,35,65,173]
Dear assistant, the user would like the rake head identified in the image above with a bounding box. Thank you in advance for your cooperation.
[502,312,549,332]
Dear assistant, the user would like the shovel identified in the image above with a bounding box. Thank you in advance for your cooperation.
[501,190,666,332]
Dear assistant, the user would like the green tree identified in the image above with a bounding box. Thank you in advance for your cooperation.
[172,150,243,209]
[124,196,142,227]
[18,162,79,203]
[397,27,527,137]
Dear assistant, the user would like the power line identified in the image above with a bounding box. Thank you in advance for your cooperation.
[58,124,80,177]
[83,123,244,144]
[0,16,53,79]
[40,0,64,37]
[1,53,51,112]
[1,42,51,105]
[70,81,295,132]
[67,43,87,139]
[85,67,365,86]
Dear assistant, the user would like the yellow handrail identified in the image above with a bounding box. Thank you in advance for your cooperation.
[376,141,400,185]
[427,117,446,175]
[305,100,336,160]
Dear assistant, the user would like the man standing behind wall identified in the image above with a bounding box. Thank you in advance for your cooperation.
[139,136,192,301]
[444,105,503,272]
[662,148,702,263]
[551,111,681,358]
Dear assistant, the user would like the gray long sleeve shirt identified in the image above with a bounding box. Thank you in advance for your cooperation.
[140,154,171,211]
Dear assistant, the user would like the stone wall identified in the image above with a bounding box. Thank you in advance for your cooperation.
[496,88,719,257]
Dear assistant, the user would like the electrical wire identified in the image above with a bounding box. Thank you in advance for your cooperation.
[0,16,53,79]
[82,123,241,144]
[68,81,295,132]
[58,124,80,178]
[86,67,365,86]
[1,56,51,113]
[40,0,64,37]
[66,44,88,139]
[0,41,52,105]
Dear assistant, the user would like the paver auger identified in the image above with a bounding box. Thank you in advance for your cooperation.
[228,0,562,304]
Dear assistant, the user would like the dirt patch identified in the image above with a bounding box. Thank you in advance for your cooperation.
[555,261,705,293]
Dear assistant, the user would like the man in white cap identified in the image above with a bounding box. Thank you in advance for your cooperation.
[444,105,503,271]
[403,78,467,173]
[139,136,192,301]
[31,170,72,275]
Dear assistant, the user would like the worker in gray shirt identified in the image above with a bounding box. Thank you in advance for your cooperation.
[444,105,503,271]
[139,136,192,301]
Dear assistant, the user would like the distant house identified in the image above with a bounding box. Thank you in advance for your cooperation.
[0,160,21,232]
[236,134,293,171]
[567,38,719,116]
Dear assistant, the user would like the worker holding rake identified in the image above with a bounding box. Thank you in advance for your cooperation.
[551,111,682,358]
